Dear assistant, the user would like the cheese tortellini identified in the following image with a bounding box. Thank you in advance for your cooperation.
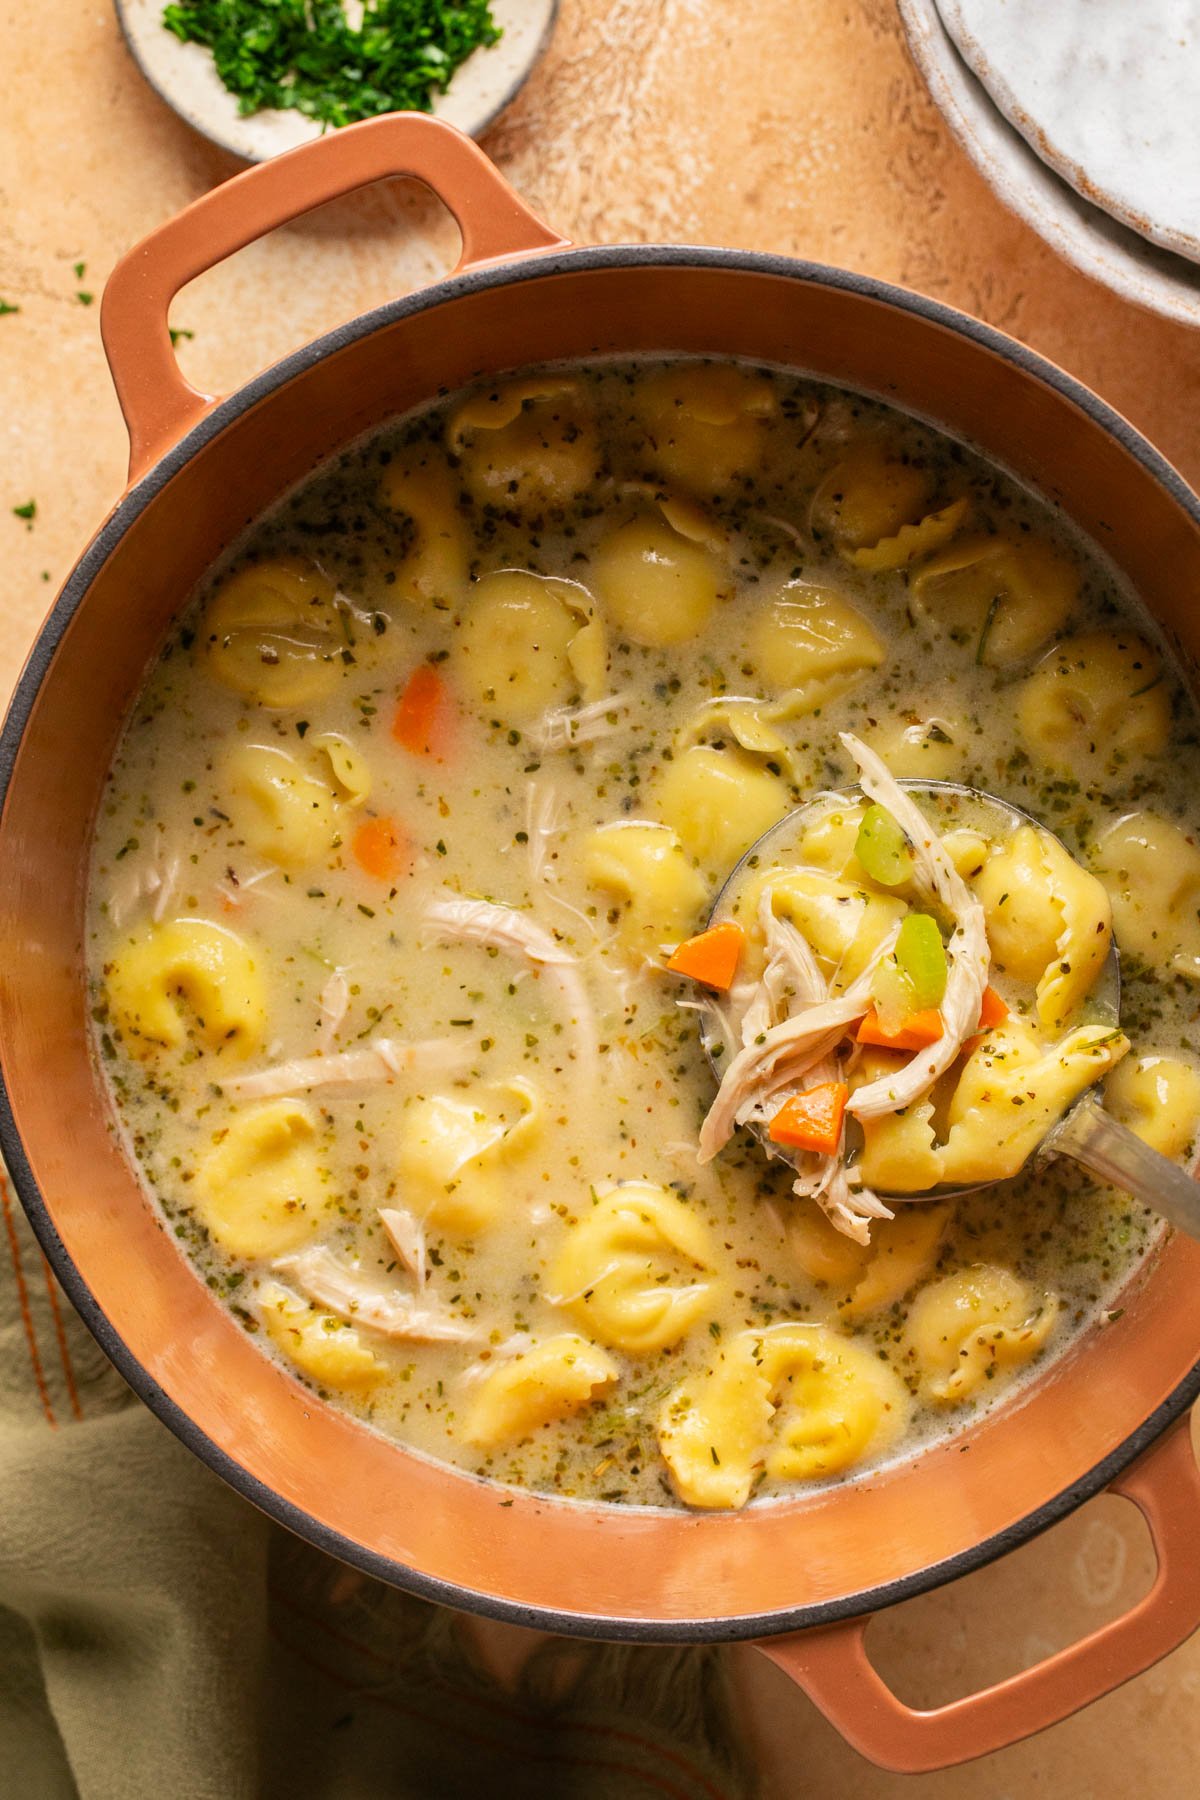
[396,1080,540,1236]
[901,1265,1059,1404]
[201,556,346,708]
[379,453,470,607]
[196,1100,327,1259]
[1105,1055,1200,1159]
[654,743,790,874]
[582,821,707,957]
[224,743,339,868]
[447,378,599,508]
[259,1281,385,1390]
[463,1335,618,1448]
[457,572,591,720]
[858,1020,1130,1192]
[786,1204,951,1321]
[1092,811,1200,981]
[1017,633,1170,779]
[106,917,266,1057]
[746,582,885,710]
[658,1322,910,1509]
[633,363,777,492]
[810,443,934,553]
[590,513,725,648]
[911,532,1078,665]
[549,1183,718,1353]
[751,869,905,989]
[863,713,969,780]
[973,824,1112,1028]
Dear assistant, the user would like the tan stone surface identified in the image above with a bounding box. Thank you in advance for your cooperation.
[2,2,1199,1792]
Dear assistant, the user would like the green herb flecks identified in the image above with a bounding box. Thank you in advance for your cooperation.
[12,500,36,526]
[0,300,20,317]
[161,0,503,129]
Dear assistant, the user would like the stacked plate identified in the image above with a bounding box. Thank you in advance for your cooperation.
[899,0,1200,327]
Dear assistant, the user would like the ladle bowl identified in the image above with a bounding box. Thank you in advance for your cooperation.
[697,777,1200,1237]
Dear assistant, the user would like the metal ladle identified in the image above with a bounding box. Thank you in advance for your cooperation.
[698,779,1200,1239]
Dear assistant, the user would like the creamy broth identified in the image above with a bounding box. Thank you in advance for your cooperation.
[87,360,1200,1510]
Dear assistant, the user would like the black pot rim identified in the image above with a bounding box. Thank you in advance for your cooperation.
[3,240,1199,1644]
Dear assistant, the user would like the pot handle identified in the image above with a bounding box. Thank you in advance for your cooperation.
[756,1415,1200,1773]
[100,113,568,483]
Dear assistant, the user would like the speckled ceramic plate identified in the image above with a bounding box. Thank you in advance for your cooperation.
[937,0,1200,265]
[899,0,1200,329]
[115,0,558,162]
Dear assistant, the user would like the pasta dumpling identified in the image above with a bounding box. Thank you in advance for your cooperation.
[106,918,266,1056]
[447,379,599,508]
[746,583,885,710]
[1105,1055,1200,1159]
[378,454,470,606]
[196,1100,326,1258]
[845,496,971,573]
[259,1280,385,1389]
[549,1183,718,1352]
[633,363,777,493]
[582,822,707,957]
[863,713,968,781]
[756,869,905,988]
[1092,811,1200,982]
[939,1019,1129,1185]
[224,743,339,868]
[396,1080,540,1236]
[656,1342,775,1510]
[973,824,1112,1028]
[901,1265,1059,1404]
[457,572,584,719]
[311,732,371,805]
[201,557,345,708]
[786,1204,950,1321]
[654,744,790,874]
[911,533,1078,665]
[1017,634,1170,779]
[811,444,933,552]
[462,1335,618,1448]
[590,515,724,648]
[657,1321,909,1509]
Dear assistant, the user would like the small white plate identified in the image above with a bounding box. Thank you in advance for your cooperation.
[115,0,558,163]
[899,0,1200,329]
[938,0,1200,266]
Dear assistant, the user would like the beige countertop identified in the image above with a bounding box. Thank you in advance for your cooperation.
[3,2,1200,1793]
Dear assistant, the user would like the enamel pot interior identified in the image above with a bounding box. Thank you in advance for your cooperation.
[3,248,1200,1640]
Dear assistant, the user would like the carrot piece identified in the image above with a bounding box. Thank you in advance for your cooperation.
[352,816,410,883]
[856,1007,944,1051]
[665,922,745,991]
[392,663,453,759]
[769,1082,850,1155]
[977,984,1008,1030]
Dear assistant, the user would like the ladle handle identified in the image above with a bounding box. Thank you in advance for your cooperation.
[100,112,568,485]
[1042,1094,1200,1238]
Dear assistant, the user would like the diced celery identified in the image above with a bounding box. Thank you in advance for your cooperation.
[854,803,915,888]
[895,911,948,1008]
[870,954,915,1033]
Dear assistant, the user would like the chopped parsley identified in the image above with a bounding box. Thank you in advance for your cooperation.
[161,0,504,129]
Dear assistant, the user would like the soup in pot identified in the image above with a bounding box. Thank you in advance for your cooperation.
[87,360,1200,1510]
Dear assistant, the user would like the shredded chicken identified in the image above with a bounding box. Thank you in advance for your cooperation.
[697,932,897,1164]
[524,781,598,941]
[220,1038,471,1101]
[317,969,350,1055]
[839,733,989,1118]
[378,1207,427,1287]
[531,692,632,753]
[423,895,597,1076]
[273,1246,479,1343]
[107,846,181,929]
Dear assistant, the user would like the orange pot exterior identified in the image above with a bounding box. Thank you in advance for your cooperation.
[2,115,1199,1771]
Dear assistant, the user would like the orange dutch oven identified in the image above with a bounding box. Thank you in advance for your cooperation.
[2,114,1200,1774]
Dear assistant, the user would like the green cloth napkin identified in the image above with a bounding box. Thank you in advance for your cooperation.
[0,1168,757,1800]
